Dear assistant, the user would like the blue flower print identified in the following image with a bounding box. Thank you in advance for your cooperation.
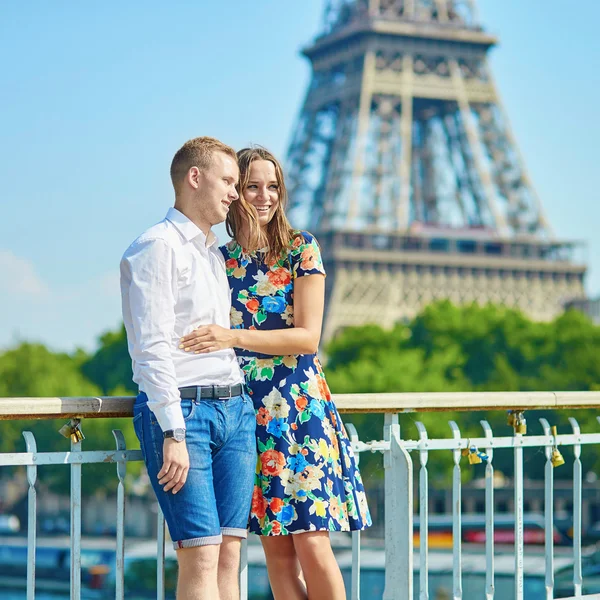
[267,418,289,438]
[287,454,309,473]
[278,505,295,525]
[262,295,287,314]
[309,399,325,419]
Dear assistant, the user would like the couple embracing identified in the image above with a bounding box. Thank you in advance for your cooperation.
[120,137,371,600]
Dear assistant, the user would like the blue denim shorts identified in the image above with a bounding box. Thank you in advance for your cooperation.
[133,390,256,549]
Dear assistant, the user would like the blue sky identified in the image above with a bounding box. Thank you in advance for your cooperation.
[1,1,598,352]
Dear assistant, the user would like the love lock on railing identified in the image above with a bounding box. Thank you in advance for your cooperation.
[58,418,85,443]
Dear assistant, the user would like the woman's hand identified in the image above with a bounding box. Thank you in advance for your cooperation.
[179,325,238,354]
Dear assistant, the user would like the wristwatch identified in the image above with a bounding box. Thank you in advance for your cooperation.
[163,428,186,442]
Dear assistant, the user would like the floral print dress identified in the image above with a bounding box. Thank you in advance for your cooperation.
[221,231,372,536]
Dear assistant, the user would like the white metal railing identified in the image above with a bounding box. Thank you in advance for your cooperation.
[2,392,600,600]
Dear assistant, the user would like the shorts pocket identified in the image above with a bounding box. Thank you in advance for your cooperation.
[181,399,196,422]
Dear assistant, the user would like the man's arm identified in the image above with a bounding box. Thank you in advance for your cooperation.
[121,238,188,493]
[178,274,325,355]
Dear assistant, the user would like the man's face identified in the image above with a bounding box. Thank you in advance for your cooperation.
[196,152,239,227]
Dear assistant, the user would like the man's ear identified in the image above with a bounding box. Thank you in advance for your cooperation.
[187,166,201,190]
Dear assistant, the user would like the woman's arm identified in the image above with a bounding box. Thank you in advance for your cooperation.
[180,274,325,355]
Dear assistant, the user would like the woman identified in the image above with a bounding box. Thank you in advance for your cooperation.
[180,146,371,600]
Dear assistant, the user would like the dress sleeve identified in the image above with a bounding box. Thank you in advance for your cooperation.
[290,231,326,279]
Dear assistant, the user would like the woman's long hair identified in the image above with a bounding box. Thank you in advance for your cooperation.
[226,146,294,265]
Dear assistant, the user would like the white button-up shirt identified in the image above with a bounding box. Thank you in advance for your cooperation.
[120,207,243,432]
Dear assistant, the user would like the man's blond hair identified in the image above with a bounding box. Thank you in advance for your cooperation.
[170,137,237,193]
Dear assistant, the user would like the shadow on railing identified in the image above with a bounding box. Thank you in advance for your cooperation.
[2,391,600,600]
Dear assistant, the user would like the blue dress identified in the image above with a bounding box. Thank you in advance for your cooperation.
[220,231,372,535]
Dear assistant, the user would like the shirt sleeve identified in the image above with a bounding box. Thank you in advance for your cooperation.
[290,231,326,279]
[120,238,184,432]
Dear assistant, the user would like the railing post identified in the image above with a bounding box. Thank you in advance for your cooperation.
[415,421,430,600]
[70,420,83,600]
[383,413,413,600]
[539,417,555,600]
[480,420,495,600]
[569,417,583,597]
[112,430,127,600]
[22,431,38,600]
[513,412,525,600]
[449,421,463,600]
[157,510,166,600]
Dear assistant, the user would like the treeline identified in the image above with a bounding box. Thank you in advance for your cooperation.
[1,301,600,492]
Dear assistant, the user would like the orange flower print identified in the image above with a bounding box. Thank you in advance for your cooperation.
[317,376,331,401]
[291,423,298,430]
[257,407,271,426]
[246,298,260,314]
[271,520,282,535]
[270,497,284,514]
[300,246,317,270]
[295,396,308,412]
[251,486,268,519]
[292,235,303,249]
[267,267,292,288]
[225,258,238,270]
[261,450,286,477]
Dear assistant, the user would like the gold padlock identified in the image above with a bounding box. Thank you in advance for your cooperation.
[551,448,565,468]
[58,419,85,443]
[513,411,527,435]
[71,425,85,444]
[550,425,564,467]
[467,447,482,464]
[507,411,516,426]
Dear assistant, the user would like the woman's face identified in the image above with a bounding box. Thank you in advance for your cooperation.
[242,160,280,228]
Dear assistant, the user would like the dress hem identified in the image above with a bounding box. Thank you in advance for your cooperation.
[249,523,371,537]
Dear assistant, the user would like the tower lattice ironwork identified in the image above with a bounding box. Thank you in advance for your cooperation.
[286,0,586,342]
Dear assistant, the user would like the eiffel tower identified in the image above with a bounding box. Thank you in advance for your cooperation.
[285,0,586,342]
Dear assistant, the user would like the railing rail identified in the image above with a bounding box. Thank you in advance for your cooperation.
[2,393,600,600]
[2,390,600,420]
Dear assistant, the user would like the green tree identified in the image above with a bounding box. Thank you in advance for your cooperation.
[81,324,134,394]
[0,342,139,493]
[324,302,600,483]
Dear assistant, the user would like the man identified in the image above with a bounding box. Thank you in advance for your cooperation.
[120,137,256,600]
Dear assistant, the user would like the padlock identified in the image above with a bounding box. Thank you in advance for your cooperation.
[58,422,73,439]
[467,446,482,464]
[477,450,489,462]
[58,419,85,443]
[551,448,565,468]
[550,425,564,467]
[70,423,85,444]
[507,410,516,427]
[514,411,527,435]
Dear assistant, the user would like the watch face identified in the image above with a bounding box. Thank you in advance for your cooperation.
[165,429,186,442]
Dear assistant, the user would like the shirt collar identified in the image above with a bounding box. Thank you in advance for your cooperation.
[166,207,218,248]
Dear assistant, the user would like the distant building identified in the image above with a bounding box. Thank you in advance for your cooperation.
[565,298,600,324]
[285,0,586,342]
